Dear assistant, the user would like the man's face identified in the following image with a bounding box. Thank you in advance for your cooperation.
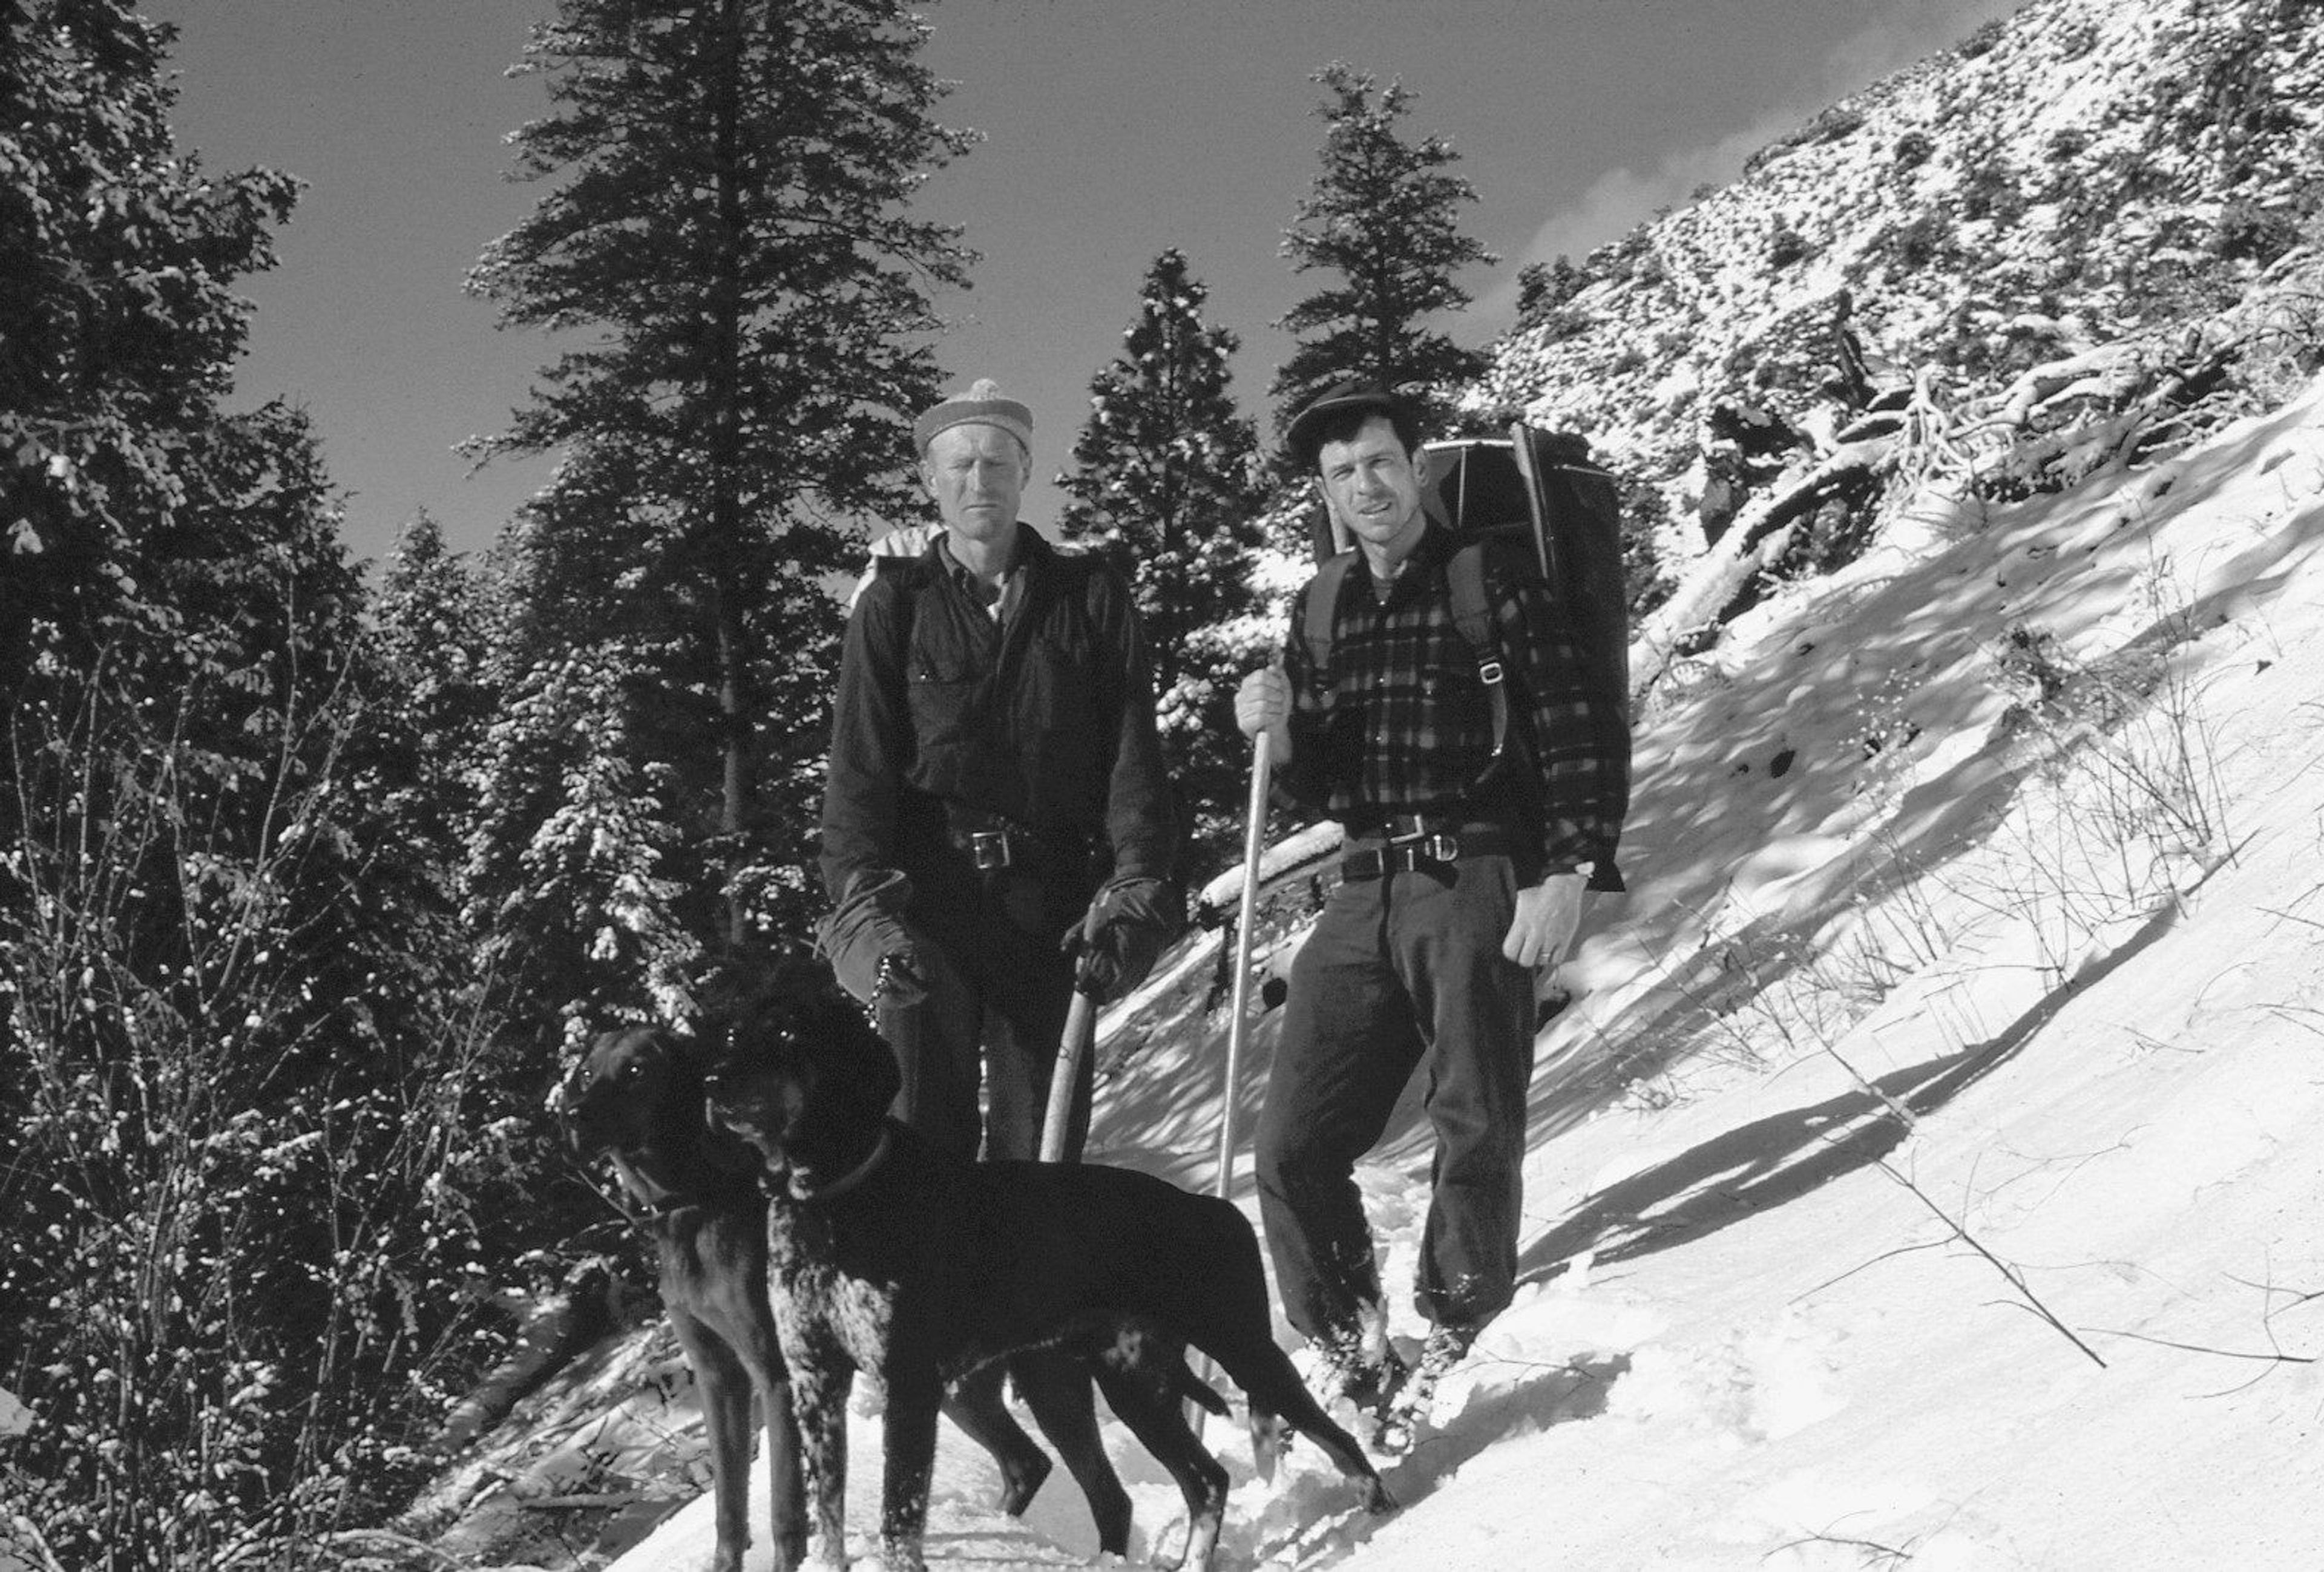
[1316,415,1429,562]
[921,423,1026,546]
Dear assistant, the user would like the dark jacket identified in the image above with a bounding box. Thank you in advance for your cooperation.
[819,529,1178,910]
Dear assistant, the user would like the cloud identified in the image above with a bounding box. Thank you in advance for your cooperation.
[1475,123,1779,325]
[1475,0,2024,327]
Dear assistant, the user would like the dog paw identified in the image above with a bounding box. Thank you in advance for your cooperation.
[991,1448,1052,1518]
[868,1538,927,1572]
[1247,1410,1294,1483]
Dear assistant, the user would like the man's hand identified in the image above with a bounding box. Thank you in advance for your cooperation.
[1061,876,1181,1004]
[816,866,924,1007]
[1503,873,1585,971]
[1234,661,1293,765]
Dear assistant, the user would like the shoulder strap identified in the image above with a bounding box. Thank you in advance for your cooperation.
[1045,545,1106,630]
[1445,540,1511,773]
[1300,551,1361,695]
[870,552,934,675]
[1444,539,1499,674]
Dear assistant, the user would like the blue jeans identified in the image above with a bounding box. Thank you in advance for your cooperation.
[1254,852,1535,1339]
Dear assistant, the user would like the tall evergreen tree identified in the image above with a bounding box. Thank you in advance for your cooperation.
[1270,61,1497,435]
[0,0,298,688]
[1058,249,1272,867]
[371,509,502,947]
[465,0,976,1026]
[1,13,549,1563]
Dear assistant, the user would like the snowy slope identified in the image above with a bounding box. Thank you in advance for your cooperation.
[599,373,2324,1572]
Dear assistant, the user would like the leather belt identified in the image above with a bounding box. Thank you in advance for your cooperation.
[1339,816,1513,882]
[941,812,1085,874]
[960,827,1014,870]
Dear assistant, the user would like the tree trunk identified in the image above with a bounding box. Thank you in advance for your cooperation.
[709,0,752,948]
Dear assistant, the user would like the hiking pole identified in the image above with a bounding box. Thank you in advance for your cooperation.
[1214,733,1272,1211]
[1039,907,1104,1164]
[1193,730,1275,1440]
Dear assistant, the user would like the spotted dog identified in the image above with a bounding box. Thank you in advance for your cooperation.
[558,1024,1134,1572]
[702,959,1397,1572]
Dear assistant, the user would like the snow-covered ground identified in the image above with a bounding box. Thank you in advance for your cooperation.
[608,380,2324,1569]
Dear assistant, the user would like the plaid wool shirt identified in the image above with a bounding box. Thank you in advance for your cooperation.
[1279,522,1627,886]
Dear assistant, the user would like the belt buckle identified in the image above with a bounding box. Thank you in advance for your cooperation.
[970,829,1012,870]
[1384,825,1460,863]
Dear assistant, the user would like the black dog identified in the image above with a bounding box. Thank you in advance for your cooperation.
[557,1026,807,1572]
[701,962,1396,1572]
[559,1025,1137,1572]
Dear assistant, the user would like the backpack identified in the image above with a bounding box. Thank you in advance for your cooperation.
[1299,422,1631,876]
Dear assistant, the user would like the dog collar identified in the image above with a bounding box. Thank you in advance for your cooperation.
[789,1126,893,1204]
[608,1154,704,1222]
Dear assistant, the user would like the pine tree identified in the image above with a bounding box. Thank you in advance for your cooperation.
[1270,61,1498,435]
[465,0,976,1020]
[1,13,548,1561]
[1059,250,1273,867]
[0,0,299,688]
[371,509,502,946]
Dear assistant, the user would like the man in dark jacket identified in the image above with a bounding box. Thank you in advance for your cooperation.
[819,379,1180,1164]
[1235,382,1628,1447]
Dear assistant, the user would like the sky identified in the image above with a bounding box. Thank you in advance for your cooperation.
[145,0,2023,567]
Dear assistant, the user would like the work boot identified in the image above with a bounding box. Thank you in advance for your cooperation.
[1309,1312,1408,1423]
[1373,1321,1475,1455]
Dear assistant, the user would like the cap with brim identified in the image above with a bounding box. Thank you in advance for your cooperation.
[914,378,1033,457]
[1284,380,1413,470]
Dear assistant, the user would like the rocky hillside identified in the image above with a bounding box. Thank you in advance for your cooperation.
[1472,0,2324,698]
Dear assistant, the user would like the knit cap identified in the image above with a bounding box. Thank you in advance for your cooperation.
[913,378,1032,456]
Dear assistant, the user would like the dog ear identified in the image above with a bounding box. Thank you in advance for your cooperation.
[695,951,769,1021]
[779,962,902,1118]
[698,939,829,1021]
[666,1024,724,1071]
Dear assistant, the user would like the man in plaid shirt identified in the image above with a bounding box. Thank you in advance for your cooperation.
[1235,382,1627,1449]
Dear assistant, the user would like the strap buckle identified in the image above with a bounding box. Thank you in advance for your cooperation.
[1477,658,1505,686]
[1383,826,1461,863]
[1339,835,1462,883]
[969,829,1013,870]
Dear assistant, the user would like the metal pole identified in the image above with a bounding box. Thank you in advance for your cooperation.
[1214,735,1273,1206]
[1193,733,1274,1441]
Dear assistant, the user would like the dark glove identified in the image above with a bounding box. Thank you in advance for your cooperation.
[1059,876,1182,1005]
[814,868,924,1008]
